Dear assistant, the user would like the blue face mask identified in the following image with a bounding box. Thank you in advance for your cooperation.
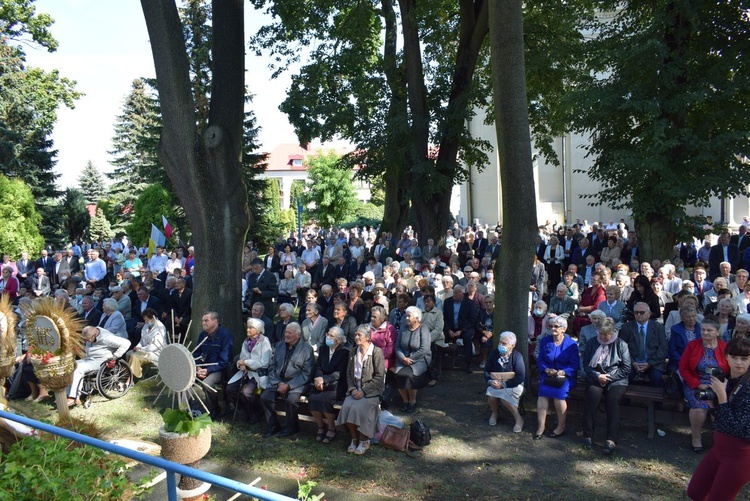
[325,338,335,347]
[497,345,509,355]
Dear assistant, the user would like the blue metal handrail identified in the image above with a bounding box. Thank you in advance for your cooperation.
[0,409,296,501]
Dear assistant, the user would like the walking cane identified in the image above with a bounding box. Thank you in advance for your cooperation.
[232,371,248,422]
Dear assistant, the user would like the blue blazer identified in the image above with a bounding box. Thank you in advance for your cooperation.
[537,335,580,388]
[668,322,702,373]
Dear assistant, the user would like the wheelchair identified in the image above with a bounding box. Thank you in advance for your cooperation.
[79,358,134,408]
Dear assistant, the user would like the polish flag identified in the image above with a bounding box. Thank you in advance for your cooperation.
[162,215,173,239]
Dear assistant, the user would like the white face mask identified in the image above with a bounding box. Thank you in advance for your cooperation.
[533,308,545,317]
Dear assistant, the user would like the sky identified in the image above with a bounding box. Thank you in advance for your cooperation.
[24,0,300,189]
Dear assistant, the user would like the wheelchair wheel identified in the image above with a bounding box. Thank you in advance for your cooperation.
[97,359,133,399]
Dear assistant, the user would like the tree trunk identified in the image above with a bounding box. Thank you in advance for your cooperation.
[141,0,250,346]
[635,214,676,266]
[408,0,488,245]
[488,1,538,375]
[381,178,410,236]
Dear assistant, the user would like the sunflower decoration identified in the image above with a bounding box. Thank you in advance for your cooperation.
[0,294,17,387]
[22,298,84,419]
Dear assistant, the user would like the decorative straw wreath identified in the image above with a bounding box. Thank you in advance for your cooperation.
[0,295,17,379]
[23,298,84,392]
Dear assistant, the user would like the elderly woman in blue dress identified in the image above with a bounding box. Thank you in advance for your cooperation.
[394,306,432,413]
[535,316,580,439]
[485,331,526,433]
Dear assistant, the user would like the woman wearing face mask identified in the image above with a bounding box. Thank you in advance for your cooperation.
[582,317,631,455]
[308,327,350,444]
[485,331,526,433]
[527,300,549,360]
[687,337,750,500]
[125,309,165,379]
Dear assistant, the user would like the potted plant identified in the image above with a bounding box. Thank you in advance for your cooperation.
[158,408,213,465]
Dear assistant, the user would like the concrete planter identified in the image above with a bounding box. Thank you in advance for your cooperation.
[158,426,211,465]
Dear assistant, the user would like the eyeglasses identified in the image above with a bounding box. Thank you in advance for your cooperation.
[634,311,649,315]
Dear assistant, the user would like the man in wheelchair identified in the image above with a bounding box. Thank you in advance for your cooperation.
[66,326,130,407]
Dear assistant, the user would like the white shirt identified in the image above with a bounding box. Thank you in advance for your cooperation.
[149,253,169,274]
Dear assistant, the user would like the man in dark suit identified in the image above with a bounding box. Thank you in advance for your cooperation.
[443,285,480,373]
[78,295,103,326]
[588,227,606,260]
[63,249,81,274]
[333,256,350,281]
[731,226,750,254]
[245,258,278,316]
[36,250,54,277]
[16,252,35,288]
[472,230,489,260]
[487,234,501,261]
[49,251,66,290]
[167,278,192,338]
[534,236,547,265]
[260,322,314,437]
[571,238,595,268]
[312,256,336,290]
[708,231,740,280]
[620,302,668,387]
[132,287,163,326]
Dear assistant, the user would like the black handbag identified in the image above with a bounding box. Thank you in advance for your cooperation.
[542,375,566,388]
[663,372,683,399]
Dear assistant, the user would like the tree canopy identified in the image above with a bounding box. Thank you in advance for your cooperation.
[77,161,107,204]
[0,0,80,243]
[61,188,89,244]
[127,184,175,247]
[303,151,359,228]
[0,174,44,258]
[566,1,750,260]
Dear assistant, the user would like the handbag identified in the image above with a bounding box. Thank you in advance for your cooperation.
[380,425,410,452]
[663,372,683,399]
[542,375,566,389]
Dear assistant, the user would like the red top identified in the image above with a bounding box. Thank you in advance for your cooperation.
[678,338,729,389]
[580,285,606,311]
[0,276,18,299]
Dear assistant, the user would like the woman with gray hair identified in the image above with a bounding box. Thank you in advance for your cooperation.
[394,305,432,413]
[225,317,272,424]
[582,317,631,455]
[535,316,579,439]
[484,331,526,433]
[272,302,295,347]
[99,298,128,339]
[728,312,750,341]
[308,326,350,443]
[337,324,385,455]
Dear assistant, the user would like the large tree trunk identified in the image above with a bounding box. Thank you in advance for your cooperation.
[407,0,488,245]
[142,0,250,346]
[488,1,538,373]
[635,214,676,266]
[379,0,411,237]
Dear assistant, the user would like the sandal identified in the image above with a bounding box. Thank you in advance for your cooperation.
[315,427,326,442]
[347,440,359,453]
[322,429,336,444]
[66,398,78,408]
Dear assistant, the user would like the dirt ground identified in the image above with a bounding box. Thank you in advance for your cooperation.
[10,362,750,500]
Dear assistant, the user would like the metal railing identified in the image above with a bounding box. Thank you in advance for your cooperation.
[0,409,296,501]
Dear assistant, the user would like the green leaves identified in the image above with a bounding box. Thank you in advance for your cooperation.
[0,174,44,258]
[303,150,359,227]
[0,432,152,500]
[162,408,213,436]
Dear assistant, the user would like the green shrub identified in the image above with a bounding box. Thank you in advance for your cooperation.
[0,433,152,500]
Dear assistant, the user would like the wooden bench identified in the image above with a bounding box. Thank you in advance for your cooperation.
[273,394,343,422]
[540,381,684,439]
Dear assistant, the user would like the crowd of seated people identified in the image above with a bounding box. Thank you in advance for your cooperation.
[7,219,750,463]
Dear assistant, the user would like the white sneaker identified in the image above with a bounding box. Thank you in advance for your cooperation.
[347,440,358,453]
[489,415,497,426]
[354,440,370,455]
